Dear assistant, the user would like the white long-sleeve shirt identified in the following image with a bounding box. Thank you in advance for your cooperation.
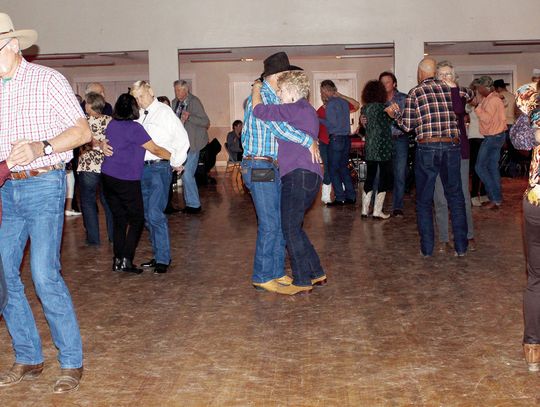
[137,98,190,167]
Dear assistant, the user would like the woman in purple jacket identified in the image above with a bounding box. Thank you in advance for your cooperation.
[251,71,325,295]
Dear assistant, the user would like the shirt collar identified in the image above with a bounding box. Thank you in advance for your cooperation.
[2,56,26,83]
[142,98,160,114]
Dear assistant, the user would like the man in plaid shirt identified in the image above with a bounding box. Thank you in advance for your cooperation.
[388,58,473,257]
[0,14,91,394]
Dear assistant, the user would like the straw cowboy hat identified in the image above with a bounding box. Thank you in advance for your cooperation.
[0,13,37,50]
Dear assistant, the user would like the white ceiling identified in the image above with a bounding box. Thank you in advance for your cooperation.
[22,41,540,68]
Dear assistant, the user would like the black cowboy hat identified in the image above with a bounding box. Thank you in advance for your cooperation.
[260,52,303,79]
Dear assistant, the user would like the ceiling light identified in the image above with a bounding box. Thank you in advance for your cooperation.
[62,62,115,67]
[242,58,254,62]
[190,58,242,63]
[493,40,540,46]
[344,43,393,50]
[425,42,458,46]
[32,54,84,60]
[96,52,128,57]
[469,50,523,55]
[336,53,393,59]
[179,49,232,55]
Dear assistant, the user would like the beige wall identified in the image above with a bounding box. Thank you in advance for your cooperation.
[4,0,540,94]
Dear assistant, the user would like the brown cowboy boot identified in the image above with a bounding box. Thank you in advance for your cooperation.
[523,343,540,372]
[0,363,44,386]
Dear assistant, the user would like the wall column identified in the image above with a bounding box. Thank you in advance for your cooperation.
[148,45,179,99]
[394,38,425,93]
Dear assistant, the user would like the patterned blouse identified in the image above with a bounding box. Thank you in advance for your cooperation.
[362,103,393,162]
[78,115,111,173]
[517,82,540,205]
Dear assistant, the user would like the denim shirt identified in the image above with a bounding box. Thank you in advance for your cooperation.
[319,96,350,136]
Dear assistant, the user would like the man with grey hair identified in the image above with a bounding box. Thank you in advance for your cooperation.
[171,80,210,214]
[388,57,473,257]
[0,12,92,393]
[83,82,113,115]
[131,80,190,273]
[471,75,507,210]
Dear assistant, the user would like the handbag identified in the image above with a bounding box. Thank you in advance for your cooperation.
[510,114,536,151]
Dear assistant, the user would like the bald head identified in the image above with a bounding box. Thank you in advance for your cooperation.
[417,58,437,83]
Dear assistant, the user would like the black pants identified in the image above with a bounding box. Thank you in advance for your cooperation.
[469,138,485,197]
[102,174,145,262]
[364,160,393,193]
[524,198,540,344]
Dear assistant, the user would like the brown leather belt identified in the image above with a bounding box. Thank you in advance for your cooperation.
[11,163,65,180]
[243,156,277,164]
[417,136,456,144]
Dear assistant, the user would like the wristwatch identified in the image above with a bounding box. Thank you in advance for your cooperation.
[42,140,54,156]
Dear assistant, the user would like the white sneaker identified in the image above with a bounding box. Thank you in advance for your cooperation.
[65,210,82,216]
[471,197,482,207]
[479,195,489,203]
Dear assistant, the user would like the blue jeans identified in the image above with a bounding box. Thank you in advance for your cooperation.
[141,161,172,264]
[0,258,6,314]
[182,150,201,208]
[241,159,285,284]
[328,135,356,201]
[392,135,409,211]
[475,132,506,204]
[281,169,324,286]
[415,143,467,256]
[434,159,474,241]
[319,142,331,185]
[0,170,83,368]
[79,171,113,245]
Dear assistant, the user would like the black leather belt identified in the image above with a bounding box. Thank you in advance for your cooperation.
[243,156,277,165]
[144,159,169,165]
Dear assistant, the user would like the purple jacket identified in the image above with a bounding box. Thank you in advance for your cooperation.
[253,98,322,178]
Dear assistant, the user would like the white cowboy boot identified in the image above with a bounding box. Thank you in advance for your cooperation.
[321,183,332,204]
[361,191,372,218]
[373,192,390,219]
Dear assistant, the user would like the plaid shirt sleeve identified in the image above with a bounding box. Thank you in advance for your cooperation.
[395,90,419,133]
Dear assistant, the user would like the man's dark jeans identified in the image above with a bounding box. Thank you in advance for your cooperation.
[415,142,467,256]
[281,169,325,286]
[328,135,356,201]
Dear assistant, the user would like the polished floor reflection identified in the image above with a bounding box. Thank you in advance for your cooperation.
[0,172,537,406]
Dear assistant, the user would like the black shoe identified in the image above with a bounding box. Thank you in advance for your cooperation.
[326,200,345,207]
[181,206,202,214]
[164,206,181,214]
[344,198,356,205]
[141,259,156,268]
[153,263,169,274]
[112,257,122,272]
[120,258,143,274]
[392,209,404,217]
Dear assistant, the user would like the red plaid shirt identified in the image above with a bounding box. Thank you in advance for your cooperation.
[396,78,474,141]
[0,58,85,171]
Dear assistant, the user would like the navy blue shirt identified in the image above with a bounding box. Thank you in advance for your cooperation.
[319,96,350,136]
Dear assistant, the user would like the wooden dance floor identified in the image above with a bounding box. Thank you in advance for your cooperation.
[0,172,538,406]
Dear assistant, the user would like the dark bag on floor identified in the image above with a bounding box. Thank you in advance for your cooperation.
[510,114,536,151]
[251,168,275,182]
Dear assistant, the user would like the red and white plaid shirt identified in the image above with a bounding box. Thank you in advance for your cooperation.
[0,58,85,171]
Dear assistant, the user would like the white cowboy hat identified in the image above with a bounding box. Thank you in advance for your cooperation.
[0,13,37,50]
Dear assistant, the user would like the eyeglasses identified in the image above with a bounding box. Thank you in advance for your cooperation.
[0,38,12,53]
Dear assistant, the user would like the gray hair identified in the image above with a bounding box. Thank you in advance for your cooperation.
[436,60,456,81]
[85,92,105,114]
[173,80,190,90]
[85,82,105,96]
